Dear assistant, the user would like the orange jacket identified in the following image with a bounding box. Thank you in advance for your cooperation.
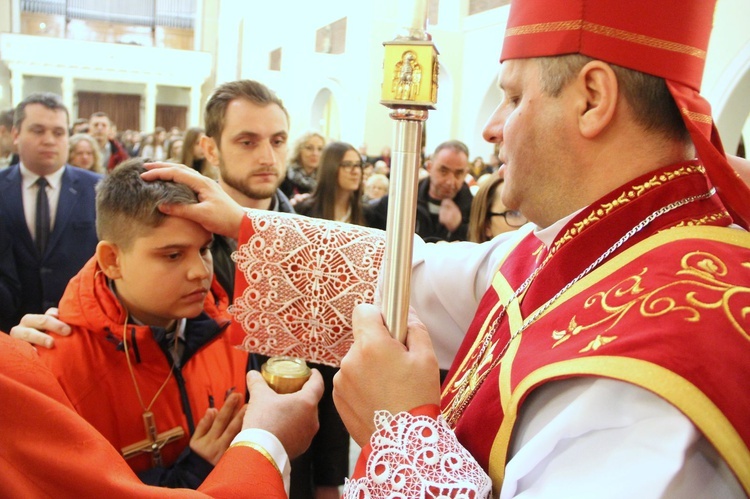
[37,257,248,486]
[1,333,284,498]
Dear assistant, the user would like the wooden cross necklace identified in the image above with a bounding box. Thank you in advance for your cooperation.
[120,319,186,467]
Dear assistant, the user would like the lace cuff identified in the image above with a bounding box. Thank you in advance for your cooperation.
[344,409,492,498]
[229,211,386,367]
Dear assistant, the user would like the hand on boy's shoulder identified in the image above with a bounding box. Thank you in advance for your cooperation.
[141,163,245,239]
[10,308,71,349]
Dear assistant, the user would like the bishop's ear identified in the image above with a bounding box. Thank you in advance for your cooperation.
[96,241,122,279]
[575,60,619,139]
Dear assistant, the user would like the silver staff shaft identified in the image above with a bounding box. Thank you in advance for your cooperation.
[378,0,437,343]
[381,109,427,343]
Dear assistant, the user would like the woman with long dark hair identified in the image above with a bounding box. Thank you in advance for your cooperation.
[179,127,216,180]
[296,141,364,224]
[467,173,527,242]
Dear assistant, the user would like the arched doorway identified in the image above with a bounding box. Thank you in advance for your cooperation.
[712,41,750,158]
[310,88,341,140]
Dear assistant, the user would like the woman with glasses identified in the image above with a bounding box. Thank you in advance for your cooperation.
[296,141,364,224]
[468,172,527,243]
[290,141,363,499]
[281,131,326,201]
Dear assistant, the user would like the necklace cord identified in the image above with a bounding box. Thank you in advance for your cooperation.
[122,320,178,413]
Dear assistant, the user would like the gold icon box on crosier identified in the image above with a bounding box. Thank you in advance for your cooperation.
[381,40,439,109]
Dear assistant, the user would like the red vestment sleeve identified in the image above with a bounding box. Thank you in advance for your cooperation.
[0,333,285,498]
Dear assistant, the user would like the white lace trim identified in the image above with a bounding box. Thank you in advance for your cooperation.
[343,411,492,499]
[230,211,386,367]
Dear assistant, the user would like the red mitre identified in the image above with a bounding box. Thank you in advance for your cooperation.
[500,0,750,228]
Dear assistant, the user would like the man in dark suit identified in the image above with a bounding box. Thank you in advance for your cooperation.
[0,93,101,332]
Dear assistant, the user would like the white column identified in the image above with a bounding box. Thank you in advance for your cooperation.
[10,67,23,106]
[11,0,21,33]
[189,84,202,127]
[214,0,242,85]
[61,75,74,116]
[145,82,157,132]
[194,0,204,51]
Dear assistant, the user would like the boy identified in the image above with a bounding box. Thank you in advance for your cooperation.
[37,158,249,489]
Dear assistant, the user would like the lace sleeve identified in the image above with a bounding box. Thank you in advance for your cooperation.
[344,410,492,498]
[229,211,386,367]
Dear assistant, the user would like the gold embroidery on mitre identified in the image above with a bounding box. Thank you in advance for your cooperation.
[582,22,706,59]
[681,108,713,125]
[551,165,704,254]
[505,20,583,37]
[550,250,750,349]
[505,20,706,59]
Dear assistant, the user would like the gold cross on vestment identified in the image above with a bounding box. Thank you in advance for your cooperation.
[121,411,185,467]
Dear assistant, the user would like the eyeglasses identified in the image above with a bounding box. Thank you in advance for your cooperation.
[339,161,363,171]
[488,209,527,228]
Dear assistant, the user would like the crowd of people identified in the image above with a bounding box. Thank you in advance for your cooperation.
[1,0,749,497]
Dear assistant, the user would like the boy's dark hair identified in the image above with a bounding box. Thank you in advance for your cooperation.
[96,158,198,249]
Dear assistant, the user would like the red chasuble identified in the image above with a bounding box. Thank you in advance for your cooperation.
[441,162,750,494]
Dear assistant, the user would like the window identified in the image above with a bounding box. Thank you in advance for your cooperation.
[316,17,347,55]
[21,0,196,28]
[269,48,282,71]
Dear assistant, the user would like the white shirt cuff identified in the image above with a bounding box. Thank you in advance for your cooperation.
[231,428,291,495]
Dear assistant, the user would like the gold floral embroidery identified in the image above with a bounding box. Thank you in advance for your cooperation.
[551,250,750,350]
[551,166,705,254]
[672,211,730,227]
[580,335,618,352]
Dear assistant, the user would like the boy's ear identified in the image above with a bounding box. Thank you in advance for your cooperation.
[96,241,122,279]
